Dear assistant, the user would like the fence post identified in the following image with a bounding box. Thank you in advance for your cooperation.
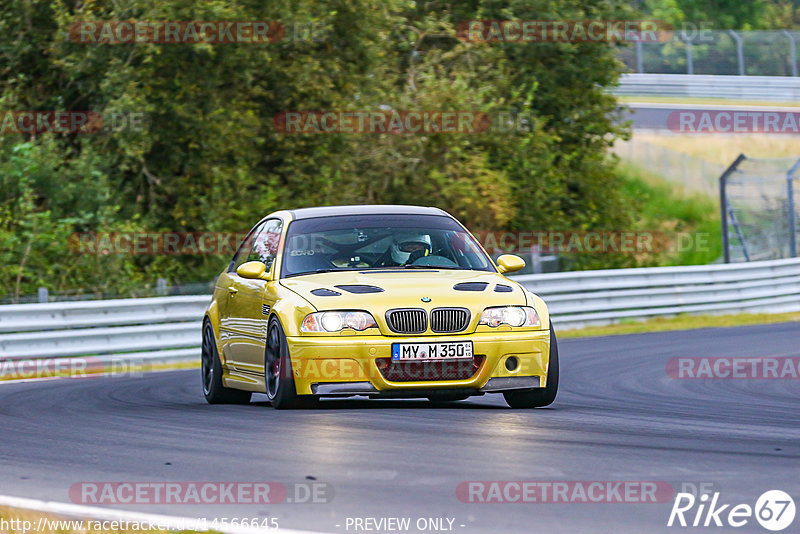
[700,159,708,194]
[681,31,694,74]
[728,30,745,75]
[787,158,800,258]
[37,287,49,303]
[156,278,168,296]
[783,30,799,77]
[720,154,747,263]
[681,153,689,189]
[635,40,644,73]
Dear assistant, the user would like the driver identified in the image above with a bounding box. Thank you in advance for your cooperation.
[390,233,432,265]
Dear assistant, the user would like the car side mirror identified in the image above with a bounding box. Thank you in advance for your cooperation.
[236,260,273,281]
[496,254,525,274]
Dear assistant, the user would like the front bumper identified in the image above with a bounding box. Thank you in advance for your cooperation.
[287,329,551,396]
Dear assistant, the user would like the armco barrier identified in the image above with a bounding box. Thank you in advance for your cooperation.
[514,257,800,329]
[0,296,208,367]
[615,73,800,101]
[1,258,799,371]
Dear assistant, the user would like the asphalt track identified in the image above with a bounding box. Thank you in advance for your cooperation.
[1,322,798,533]
[624,102,800,130]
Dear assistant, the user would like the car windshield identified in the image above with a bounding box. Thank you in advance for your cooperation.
[281,214,494,277]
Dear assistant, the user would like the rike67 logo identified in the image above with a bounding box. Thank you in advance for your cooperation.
[668,490,796,531]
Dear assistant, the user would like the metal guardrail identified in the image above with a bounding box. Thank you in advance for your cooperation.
[0,296,208,369]
[615,73,800,101]
[1,258,799,374]
[515,257,800,329]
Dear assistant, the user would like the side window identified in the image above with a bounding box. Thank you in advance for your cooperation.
[230,220,268,272]
[247,219,283,270]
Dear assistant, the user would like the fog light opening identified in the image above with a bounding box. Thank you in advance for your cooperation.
[505,356,519,372]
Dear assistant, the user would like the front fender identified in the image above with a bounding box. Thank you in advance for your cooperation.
[270,283,317,337]
[204,299,225,363]
[522,289,551,330]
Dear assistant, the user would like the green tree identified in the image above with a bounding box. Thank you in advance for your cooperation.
[0,0,645,298]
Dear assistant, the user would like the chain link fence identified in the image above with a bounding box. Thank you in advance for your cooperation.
[618,30,800,76]
[721,156,800,262]
[615,141,800,263]
[614,138,725,197]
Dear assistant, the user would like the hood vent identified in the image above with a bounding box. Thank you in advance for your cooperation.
[453,282,488,292]
[494,284,513,293]
[311,288,341,297]
[335,284,384,294]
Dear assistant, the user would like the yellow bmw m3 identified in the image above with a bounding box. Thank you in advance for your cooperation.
[202,205,558,409]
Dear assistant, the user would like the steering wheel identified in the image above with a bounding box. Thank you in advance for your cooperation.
[410,255,459,267]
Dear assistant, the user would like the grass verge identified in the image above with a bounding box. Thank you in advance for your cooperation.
[560,312,800,338]
[631,132,800,166]
[616,161,722,266]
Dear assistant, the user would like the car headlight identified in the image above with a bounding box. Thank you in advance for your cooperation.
[478,306,540,328]
[301,311,378,332]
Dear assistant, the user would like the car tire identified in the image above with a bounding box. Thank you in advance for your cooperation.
[265,317,318,410]
[503,327,559,409]
[201,320,252,405]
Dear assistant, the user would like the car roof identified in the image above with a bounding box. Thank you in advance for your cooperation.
[287,204,449,220]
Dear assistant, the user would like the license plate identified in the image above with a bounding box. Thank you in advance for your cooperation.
[391,341,473,361]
